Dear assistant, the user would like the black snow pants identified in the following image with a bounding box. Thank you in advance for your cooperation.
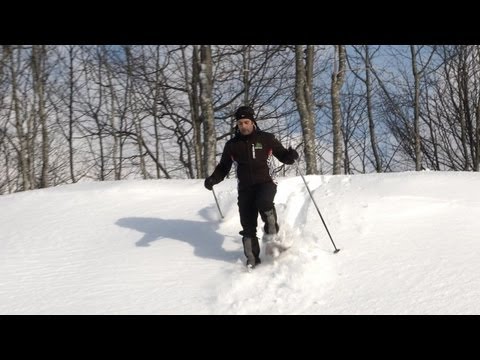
[238,181,279,260]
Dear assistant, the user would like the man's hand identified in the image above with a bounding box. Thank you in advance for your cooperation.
[204,176,215,191]
[284,147,299,164]
[288,147,299,161]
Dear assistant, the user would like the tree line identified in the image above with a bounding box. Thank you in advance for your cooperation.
[0,45,479,194]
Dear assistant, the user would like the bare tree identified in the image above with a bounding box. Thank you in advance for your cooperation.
[184,45,203,178]
[242,45,252,105]
[128,45,178,179]
[122,46,149,179]
[6,46,32,190]
[66,46,79,182]
[476,46,480,171]
[31,45,50,187]
[350,45,382,172]
[331,45,346,175]
[414,45,480,171]
[410,45,423,171]
[295,45,317,174]
[369,46,420,171]
[199,45,216,176]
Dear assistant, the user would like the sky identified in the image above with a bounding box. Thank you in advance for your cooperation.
[1,171,480,315]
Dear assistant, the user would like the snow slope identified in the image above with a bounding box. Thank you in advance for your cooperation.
[1,171,479,314]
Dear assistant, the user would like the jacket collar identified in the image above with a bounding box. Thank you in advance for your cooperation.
[236,128,257,141]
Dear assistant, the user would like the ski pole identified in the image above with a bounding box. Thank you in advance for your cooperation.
[212,188,224,219]
[295,163,340,253]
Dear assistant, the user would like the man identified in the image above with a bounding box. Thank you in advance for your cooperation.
[204,105,299,269]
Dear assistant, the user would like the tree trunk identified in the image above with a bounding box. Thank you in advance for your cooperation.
[331,45,346,175]
[364,46,382,172]
[67,46,77,182]
[295,45,318,174]
[410,45,422,171]
[242,45,251,104]
[199,45,216,176]
[185,45,203,178]
[476,47,480,171]
[124,46,148,179]
[32,45,50,188]
[7,46,31,190]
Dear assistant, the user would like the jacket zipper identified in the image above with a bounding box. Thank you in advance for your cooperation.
[247,140,254,185]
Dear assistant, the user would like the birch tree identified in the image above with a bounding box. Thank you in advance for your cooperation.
[295,45,317,174]
[199,45,216,176]
[31,45,50,187]
[331,45,346,175]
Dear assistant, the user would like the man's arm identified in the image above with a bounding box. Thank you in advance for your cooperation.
[207,143,233,185]
[270,135,299,165]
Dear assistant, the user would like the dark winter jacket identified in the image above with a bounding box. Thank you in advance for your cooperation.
[209,129,295,190]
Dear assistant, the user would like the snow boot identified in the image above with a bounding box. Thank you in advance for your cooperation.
[242,236,260,268]
[261,208,279,236]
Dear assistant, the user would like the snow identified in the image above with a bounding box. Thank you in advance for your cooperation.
[1,171,480,314]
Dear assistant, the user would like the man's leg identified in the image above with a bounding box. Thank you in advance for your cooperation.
[238,187,259,266]
[257,182,279,237]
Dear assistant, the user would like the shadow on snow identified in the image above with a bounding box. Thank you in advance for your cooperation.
[116,209,241,263]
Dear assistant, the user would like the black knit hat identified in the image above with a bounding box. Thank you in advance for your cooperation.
[234,106,255,121]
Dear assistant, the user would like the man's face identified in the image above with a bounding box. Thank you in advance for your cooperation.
[237,118,255,136]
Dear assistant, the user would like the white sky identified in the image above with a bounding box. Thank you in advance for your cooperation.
[1,171,480,314]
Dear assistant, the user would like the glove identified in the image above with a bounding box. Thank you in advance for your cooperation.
[284,147,299,164]
[288,147,299,161]
[204,176,215,191]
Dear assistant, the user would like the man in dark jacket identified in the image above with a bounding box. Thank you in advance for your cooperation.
[204,105,299,269]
